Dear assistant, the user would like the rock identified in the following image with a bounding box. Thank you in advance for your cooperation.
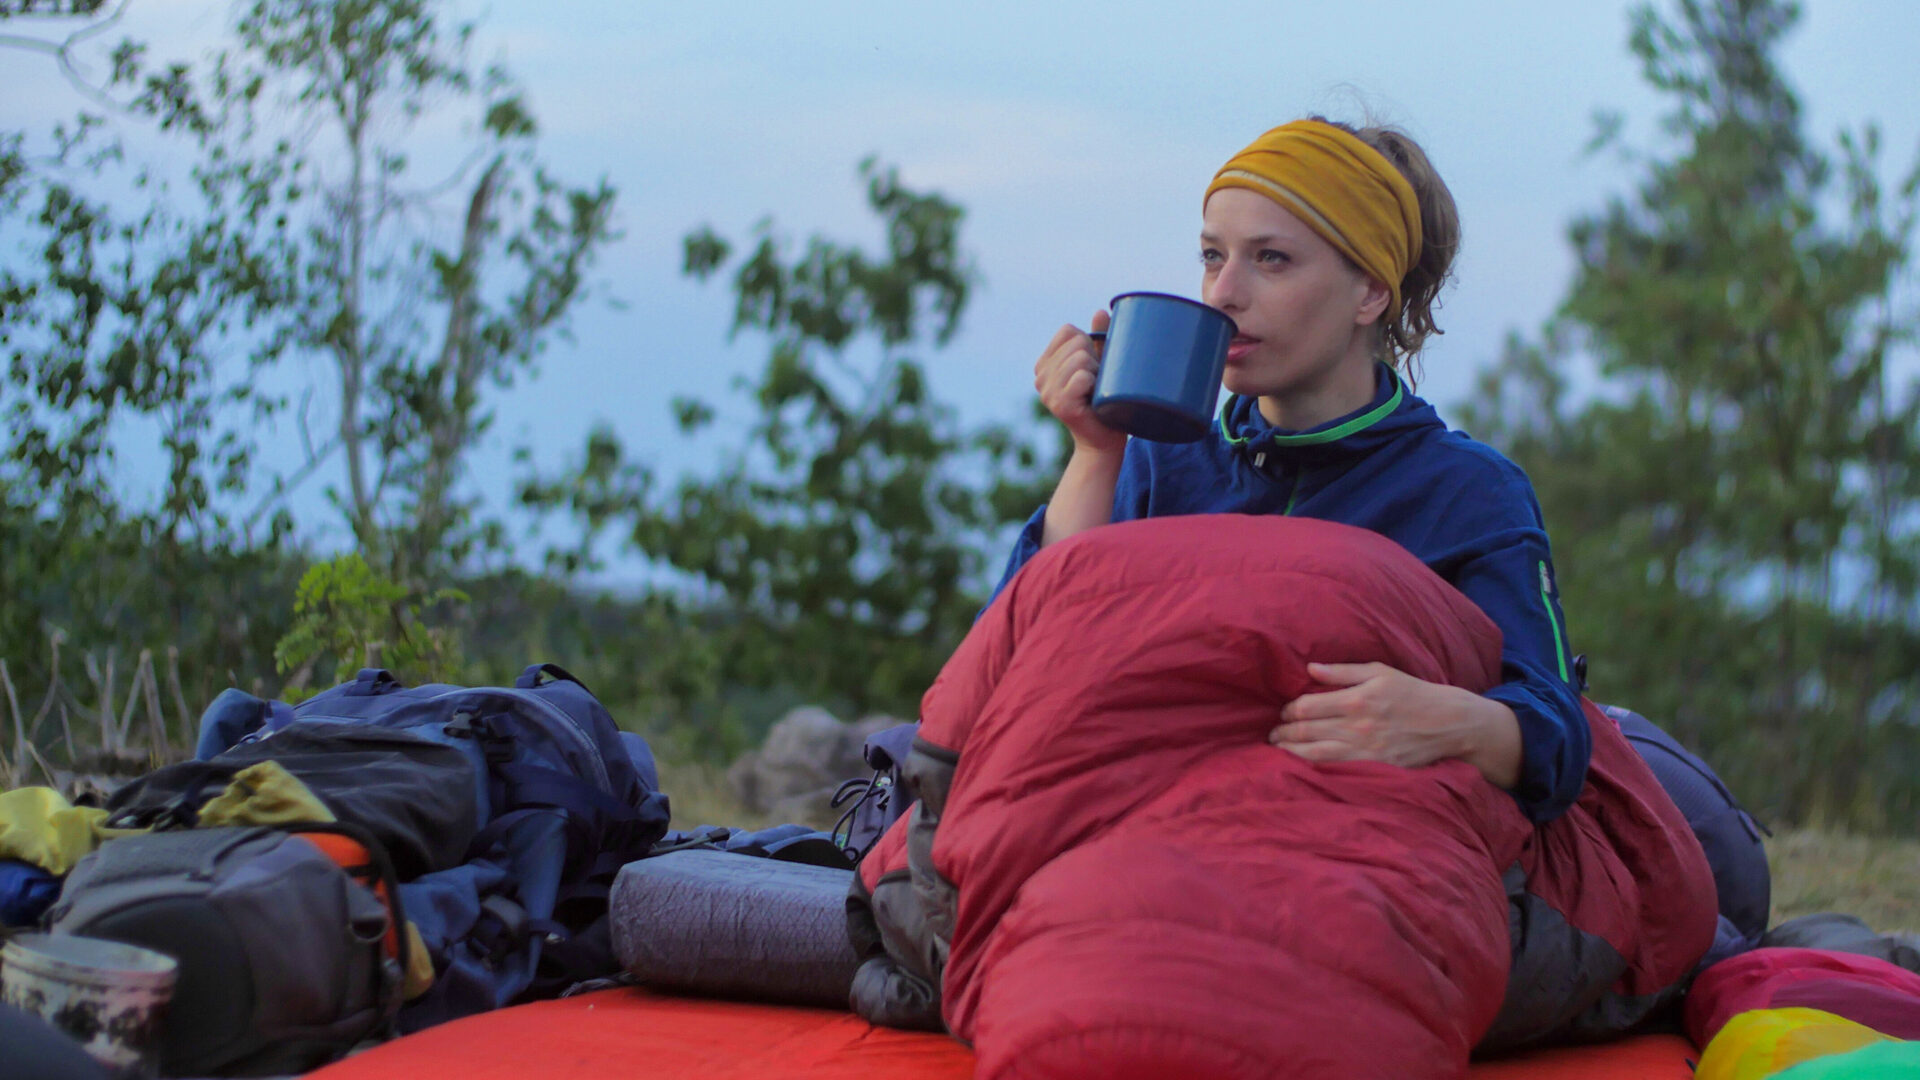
[728,706,903,815]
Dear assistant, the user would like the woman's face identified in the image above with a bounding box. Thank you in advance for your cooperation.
[1200,187,1388,409]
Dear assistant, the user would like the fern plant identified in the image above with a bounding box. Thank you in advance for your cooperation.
[274,555,466,700]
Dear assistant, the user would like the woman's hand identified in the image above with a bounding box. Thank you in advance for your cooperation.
[1270,662,1523,788]
[1034,309,1126,457]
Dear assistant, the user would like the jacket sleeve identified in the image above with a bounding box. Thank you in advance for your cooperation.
[985,505,1049,611]
[1443,481,1590,823]
[983,442,1155,610]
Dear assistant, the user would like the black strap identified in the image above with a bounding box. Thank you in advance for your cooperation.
[344,669,405,697]
[279,820,413,1028]
[514,663,593,695]
[830,770,893,860]
[647,827,732,857]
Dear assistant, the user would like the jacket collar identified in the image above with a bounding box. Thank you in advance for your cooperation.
[1221,361,1405,445]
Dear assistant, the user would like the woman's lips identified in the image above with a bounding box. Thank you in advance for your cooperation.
[1226,336,1260,363]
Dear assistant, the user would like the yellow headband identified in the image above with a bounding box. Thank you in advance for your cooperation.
[1205,120,1423,321]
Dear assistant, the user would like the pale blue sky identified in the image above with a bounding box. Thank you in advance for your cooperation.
[5,1,1918,561]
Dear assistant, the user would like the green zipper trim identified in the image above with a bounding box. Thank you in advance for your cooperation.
[1217,370,1405,448]
[1538,561,1570,682]
[1283,486,1299,515]
[1218,398,1248,445]
[1270,377,1404,444]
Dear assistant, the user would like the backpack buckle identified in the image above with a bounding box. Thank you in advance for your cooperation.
[473,895,531,962]
[446,711,516,764]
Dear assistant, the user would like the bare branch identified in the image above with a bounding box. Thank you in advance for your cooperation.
[395,143,491,207]
[82,649,117,754]
[165,646,194,737]
[279,651,316,701]
[1,659,26,781]
[0,32,62,55]
[116,649,148,754]
[137,649,166,760]
[411,154,503,558]
[0,0,134,111]
[29,629,65,743]
[20,736,58,788]
[242,431,341,537]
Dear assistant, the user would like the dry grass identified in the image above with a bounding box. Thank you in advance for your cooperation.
[1769,827,1920,934]
[654,757,778,833]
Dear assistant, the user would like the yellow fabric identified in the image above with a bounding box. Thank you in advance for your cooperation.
[1695,1007,1895,1080]
[0,786,143,875]
[1205,119,1423,320]
[196,761,336,828]
[403,920,435,998]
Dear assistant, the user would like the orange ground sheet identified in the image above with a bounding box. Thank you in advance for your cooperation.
[307,988,1700,1080]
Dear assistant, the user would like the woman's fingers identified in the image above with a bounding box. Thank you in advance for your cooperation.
[1034,323,1084,379]
[1280,685,1364,724]
[1033,314,1125,454]
[1038,343,1100,415]
[1273,739,1354,762]
[1270,718,1341,745]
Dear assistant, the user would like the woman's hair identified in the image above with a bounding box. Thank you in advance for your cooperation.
[1311,116,1460,379]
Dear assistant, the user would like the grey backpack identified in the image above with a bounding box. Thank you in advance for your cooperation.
[46,825,404,1077]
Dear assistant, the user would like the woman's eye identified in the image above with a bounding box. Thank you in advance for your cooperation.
[1257,248,1290,265]
[1199,247,1224,267]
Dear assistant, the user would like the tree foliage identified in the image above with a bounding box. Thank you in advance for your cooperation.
[1461,0,1920,829]
[1,0,613,752]
[526,160,1056,723]
[273,553,464,698]
[2,0,615,580]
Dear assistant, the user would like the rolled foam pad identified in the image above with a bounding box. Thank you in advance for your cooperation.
[610,849,861,1008]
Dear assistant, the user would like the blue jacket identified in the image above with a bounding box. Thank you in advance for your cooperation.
[992,364,1589,822]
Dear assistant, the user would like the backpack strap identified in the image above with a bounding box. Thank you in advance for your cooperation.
[831,771,893,860]
[468,761,657,878]
[514,663,593,695]
[280,820,413,1025]
[344,669,405,697]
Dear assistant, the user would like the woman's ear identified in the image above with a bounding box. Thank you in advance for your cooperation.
[1354,275,1392,328]
[1359,269,1390,322]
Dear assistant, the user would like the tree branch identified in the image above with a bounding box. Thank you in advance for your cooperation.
[165,646,193,739]
[1,659,26,783]
[412,153,503,564]
[0,0,133,112]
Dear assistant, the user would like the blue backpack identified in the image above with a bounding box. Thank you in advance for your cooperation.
[194,663,671,1030]
[1599,704,1771,967]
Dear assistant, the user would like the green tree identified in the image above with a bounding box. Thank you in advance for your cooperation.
[1462,0,1920,830]
[2,0,615,578]
[526,160,1054,728]
[2,0,304,730]
[1,0,613,748]
[182,0,618,580]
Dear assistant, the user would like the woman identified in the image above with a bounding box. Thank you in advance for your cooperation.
[996,117,1589,822]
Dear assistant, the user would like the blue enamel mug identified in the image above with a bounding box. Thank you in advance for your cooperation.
[1089,292,1237,443]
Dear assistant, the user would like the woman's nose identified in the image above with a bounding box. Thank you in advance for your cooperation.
[1205,259,1247,313]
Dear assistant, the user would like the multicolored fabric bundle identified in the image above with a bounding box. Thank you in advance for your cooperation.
[1687,948,1920,1079]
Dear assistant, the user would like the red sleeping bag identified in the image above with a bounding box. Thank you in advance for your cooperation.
[849,515,1716,1079]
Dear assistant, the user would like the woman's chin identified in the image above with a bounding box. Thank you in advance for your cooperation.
[1222,370,1273,398]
